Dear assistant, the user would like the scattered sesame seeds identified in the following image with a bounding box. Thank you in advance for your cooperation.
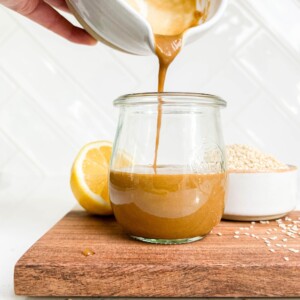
[215,214,299,262]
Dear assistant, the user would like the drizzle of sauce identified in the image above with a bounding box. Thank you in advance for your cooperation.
[127,0,211,171]
[82,248,95,256]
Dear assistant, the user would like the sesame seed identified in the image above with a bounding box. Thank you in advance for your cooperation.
[276,244,282,247]
[244,233,250,236]
[270,236,278,240]
[251,221,256,225]
[235,231,240,235]
[288,248,299,253]
[234,235,240,239]
[269,249,275,253]
[282,238,288,242]
[260,220,270,224]
[284,257,289,261]
[217,232,222,236]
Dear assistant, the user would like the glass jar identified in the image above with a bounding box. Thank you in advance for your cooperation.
[109,93,227,244]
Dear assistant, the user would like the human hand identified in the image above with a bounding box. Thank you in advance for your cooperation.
[0,0,97,45]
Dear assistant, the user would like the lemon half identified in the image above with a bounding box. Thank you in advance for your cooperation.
[70,141,113,215]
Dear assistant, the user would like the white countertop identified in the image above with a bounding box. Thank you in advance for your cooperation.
[1,174,299,300]
[0,174,75,300]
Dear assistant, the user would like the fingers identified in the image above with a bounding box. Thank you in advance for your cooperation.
[44,0,69,12]
[24,0,97,45]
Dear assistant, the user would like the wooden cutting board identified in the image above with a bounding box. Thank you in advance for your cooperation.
[14,210,300,298]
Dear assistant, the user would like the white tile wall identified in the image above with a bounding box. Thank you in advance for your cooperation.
[0,0,299,200]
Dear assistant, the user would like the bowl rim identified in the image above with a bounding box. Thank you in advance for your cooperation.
[227,164,297,174]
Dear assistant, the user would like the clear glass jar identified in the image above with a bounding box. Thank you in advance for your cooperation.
[109,93,227,244]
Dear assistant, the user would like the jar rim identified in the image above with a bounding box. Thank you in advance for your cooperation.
[114,92,226,107]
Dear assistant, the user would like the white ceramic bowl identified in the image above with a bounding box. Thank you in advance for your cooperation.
[67,0,228,55]
[223,166,298,221]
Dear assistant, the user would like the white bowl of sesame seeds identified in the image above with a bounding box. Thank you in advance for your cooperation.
[223,145,298,221]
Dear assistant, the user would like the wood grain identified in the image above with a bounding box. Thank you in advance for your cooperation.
[14,211,300,297]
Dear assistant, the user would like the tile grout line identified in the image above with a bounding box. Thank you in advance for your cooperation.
[9,12,135,120]
[109,50,156,89]
[5,12,116,127]
[0,127,46,176]
[233,54,300,134]
[188,1,260,91]
[0,62,82,149]
[226,118,262,149]
[0,8,19,44]
[224,89,262,126]
[240,0,300,64]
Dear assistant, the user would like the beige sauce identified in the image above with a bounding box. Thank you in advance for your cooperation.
[110,167,226,239]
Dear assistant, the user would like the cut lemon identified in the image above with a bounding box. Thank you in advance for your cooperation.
[70,141,113,215]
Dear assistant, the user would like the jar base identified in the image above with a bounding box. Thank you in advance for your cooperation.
[222,212,290,221]
[130,235,204,244]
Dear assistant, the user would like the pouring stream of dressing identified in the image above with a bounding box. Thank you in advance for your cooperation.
[127,0,210,171]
